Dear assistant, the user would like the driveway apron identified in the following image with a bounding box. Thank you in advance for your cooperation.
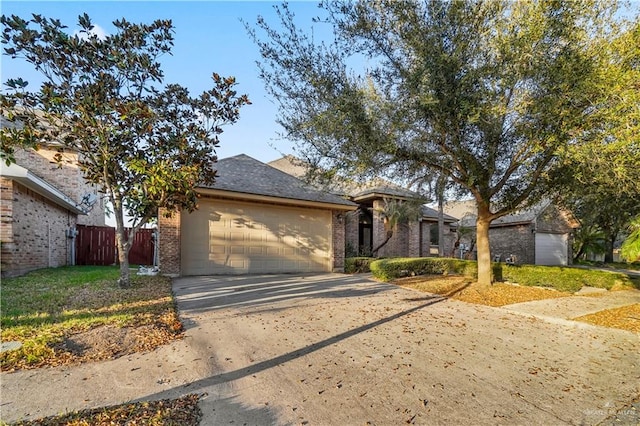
[170,273,639,425]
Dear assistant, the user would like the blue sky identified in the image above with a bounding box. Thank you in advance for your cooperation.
[1,1,326,163]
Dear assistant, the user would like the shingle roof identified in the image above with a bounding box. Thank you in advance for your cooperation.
[200,154,356,207]
[444,199,566,228]
[268,156,427,202]
[421,205,458,223]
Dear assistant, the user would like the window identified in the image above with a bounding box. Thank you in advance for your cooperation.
[430,224,439,246]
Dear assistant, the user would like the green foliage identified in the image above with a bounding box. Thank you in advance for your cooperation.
[501,265,635,293]
[370,257,482,282]
[368,257,636,293]
[1,14,250,286]
[621,216,640,261]
[249,0,633,285]
[344,257,376,273]
[372,198,424,256]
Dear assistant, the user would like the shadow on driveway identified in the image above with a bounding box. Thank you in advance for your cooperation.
[172,273,393,315]
[140,274,448,402]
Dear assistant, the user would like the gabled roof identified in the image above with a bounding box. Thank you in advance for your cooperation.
[199,154,356,210]
[421,205,458,223]
[268,155,427,202]
[444,199,578,229]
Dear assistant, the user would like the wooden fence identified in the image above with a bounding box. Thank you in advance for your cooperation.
[75,225,155,266]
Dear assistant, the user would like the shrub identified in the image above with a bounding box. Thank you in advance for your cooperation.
[344,257,376,273]
[369,257,483,281]
[501,265,634,293]
[368,257,636,293]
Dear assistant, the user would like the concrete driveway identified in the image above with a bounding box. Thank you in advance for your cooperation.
[1,273,638,425]
[170,273,639,425]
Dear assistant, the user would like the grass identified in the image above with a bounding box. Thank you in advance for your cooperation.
[0,266,198,425]
[1,266,182,371]
[575,259,640,271]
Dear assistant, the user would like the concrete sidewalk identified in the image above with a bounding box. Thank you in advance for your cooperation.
[501,289,640,326]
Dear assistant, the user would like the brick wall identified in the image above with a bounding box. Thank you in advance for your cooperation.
[1,180,77,277]
[158,208,181,276]
[13,146,104,226]
[536,204,575,234]
[408,221,420,257]
[332,210,346,272]
[344,210,359,256]
[489,224,535,265]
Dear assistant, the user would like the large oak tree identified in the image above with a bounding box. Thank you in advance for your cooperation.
[249,0,635,284]
[1,14,250,286]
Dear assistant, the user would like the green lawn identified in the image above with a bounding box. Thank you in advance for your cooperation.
[1,266,181,371]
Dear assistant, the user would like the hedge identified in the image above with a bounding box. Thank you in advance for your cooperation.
[368,257,637,293]
[501,264,634,293]
[344,257,376,274]
[369,257,481,281]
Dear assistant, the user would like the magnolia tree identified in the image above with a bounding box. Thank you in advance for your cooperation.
[248,0,636,285]
[1,14,250,286]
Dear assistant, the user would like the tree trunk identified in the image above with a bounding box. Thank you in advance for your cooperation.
[476,211,493,286]
[437,177,445,257]
[372,230,393,257]
[112,194,132,288]
[604,234,615,263]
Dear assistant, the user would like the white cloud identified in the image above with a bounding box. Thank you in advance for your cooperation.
[73,24,108,41]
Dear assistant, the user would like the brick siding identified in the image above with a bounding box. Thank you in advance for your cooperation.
[1,180,77,277]
[13,146,104,226]
[332,210,346,272]
[1,146,104,276]
[489,224,535,265]
[158,208,181,276]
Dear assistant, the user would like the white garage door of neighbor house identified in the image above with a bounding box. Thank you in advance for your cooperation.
[535,233,568,266]
[181,199,332,275]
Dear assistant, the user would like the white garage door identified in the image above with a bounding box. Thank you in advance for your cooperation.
[181,199,332,275]
[535,233,568,266]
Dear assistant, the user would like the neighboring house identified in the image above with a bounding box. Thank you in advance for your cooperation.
[444,200,579,266]
[269,156,458,260]
[1,143,105,277]
[158,154,357,276]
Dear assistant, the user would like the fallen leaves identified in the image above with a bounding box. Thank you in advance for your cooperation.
[574,304,640,333]
[393,275,570,307]
[11,393,202,426]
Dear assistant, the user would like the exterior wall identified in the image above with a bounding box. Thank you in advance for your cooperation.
[408,221,420,257]
[536,204,575,234]
[489,224,535,265]
[332,210,346,272]
[421,221,455,258]
[441,224,455,258]
[372,199,387,257]
[1,180,77,277]
[13,146,104,226]
[344,209,359,257]
[158,208,181,276]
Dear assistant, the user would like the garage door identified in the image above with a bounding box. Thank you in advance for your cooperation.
[535,233,568,266]
[181,199,332,275]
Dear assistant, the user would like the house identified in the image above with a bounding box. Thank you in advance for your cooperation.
[269,156,458,260]
[157,154,357,276]
[1,142,105,277]
[444,199,579,266]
